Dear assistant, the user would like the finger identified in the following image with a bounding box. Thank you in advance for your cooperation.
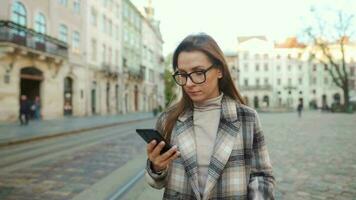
[151,141,165,158]
[146,140,157,154]
[161,151,180,166]
[159,145,178,161]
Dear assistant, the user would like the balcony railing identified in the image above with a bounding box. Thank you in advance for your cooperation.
[0,20,68,58]
[101,63,119,78]
[240,85,273,90]
[127,66,145,80]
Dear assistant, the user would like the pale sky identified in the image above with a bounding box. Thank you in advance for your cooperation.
[131,0,356,55]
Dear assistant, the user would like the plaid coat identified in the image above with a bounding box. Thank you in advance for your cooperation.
[146,95,275,200]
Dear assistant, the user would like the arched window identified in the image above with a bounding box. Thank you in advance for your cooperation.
[11,1,27,26]
[34,13,46,34]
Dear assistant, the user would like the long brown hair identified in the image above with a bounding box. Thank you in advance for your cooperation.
[159,33,245,142]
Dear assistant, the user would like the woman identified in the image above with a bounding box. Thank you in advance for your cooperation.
[146,33,275,200]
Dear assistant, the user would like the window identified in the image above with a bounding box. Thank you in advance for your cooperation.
[298,64,302,71]
[149,69,154,82]
[255,54,260,60]
[108,20,113,36]
[116,25,119,40]
[312,89,316,94]
[288,78,292,85]
[277,65,281,71]
[350,80,355,89]
[108,47,112,65]
[276,54,281,59]
[244,79,249,86]
[58,0,68,6]
[287,54,291,60]
[73,0,80,13]
[91,39,97,61]
[102,44,106,63]
[72,31,80,50]
[256,78,260,86]
[59,24,68,42]
[244,63,248,72]
[102,15,106,33]
[298,78,302,84]
[324,77,328,84]
[91,8,97,26]
[277,78,281,85]
[255,64,260,71]
[264,63,268,71]
[351,67,355,76]
[324,64,328,71]
[264,78,269,85]
[11,1,27,26]
[313,77,317,84]
[288,65,291,71]
[34,13,46,34]
[115,50,119,66]
[263,54,268,59]
[313,64,317,72]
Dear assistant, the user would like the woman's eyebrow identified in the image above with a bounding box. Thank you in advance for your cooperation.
[191,66,206,70]
[177,65,205,73]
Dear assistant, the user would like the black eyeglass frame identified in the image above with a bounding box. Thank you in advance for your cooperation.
[172,64,216,86]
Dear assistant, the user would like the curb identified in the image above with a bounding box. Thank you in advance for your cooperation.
[0,116,155,148]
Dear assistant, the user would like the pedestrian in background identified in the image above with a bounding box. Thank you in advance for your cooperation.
[145,33,275,200]
[19,95,31,125]
[33,96,41,120]
[297,100,303,118]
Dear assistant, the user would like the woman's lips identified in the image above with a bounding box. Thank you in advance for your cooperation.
[187,91,201,96]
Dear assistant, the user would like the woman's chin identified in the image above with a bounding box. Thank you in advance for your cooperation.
[189,94,205,103]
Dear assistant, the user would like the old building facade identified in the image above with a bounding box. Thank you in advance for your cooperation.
[235,36,356,110]
[0,0,165,122]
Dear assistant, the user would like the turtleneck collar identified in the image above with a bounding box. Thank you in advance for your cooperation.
[193,92,223,112]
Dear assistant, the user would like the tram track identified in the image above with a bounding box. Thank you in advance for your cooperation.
[0,118,155,172]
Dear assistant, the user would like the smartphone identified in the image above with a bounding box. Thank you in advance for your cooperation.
[136,129,173,154]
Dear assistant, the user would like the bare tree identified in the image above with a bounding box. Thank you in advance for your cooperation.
[305,8,355,112]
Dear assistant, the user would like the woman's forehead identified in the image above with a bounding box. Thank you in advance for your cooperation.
[177,51,211,70]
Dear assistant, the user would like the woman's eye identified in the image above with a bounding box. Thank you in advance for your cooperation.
[195,71,204,75]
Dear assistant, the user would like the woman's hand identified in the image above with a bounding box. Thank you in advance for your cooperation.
[147,140,180,172]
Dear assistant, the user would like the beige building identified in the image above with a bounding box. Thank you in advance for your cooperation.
[84,0,123,115]
[122,0,165,113]
[0,0,165,122]
[235,36,356,110]
[0,0,86,121]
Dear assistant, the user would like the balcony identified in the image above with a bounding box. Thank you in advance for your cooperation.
[0,20,68,58]
[240,84,273,91]
[127,66,145,81]
[101,63,119,78]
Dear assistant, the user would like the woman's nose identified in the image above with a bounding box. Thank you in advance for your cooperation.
[185,77,195,87]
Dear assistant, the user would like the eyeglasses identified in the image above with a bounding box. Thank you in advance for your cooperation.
[172,65,215,86]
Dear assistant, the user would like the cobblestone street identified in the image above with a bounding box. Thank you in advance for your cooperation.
[124,111,356,200]
[0,112,355,200]
[263,111,356,200]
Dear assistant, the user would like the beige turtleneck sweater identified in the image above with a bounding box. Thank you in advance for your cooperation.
[193,93,223,194]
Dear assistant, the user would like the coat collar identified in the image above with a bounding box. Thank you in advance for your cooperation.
[175,95,241,200]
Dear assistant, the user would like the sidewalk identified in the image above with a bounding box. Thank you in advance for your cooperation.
[0,112,155,147]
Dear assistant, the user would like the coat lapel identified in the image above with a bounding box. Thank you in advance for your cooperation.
[202,96,241,200]
[176,109,201,200]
